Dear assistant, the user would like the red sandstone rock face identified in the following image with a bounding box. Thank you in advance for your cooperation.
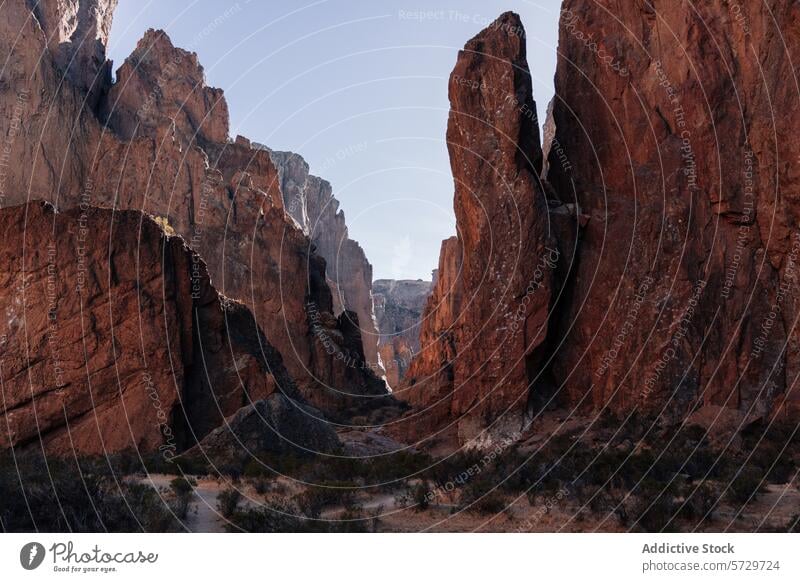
[8,0,796,455]
[373,279,432,388]
[546,0,800,422]
[98,33,386,413]
[30,0,118,106]
[401,13,558,443]
[103,28,229,144]
[0,3,387,420]
[402,5,800,445]
[0,202,296,455]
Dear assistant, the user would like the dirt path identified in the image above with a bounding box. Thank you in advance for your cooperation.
[144,474,261,533]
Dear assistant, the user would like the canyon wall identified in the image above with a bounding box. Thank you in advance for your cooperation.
[373,279,432,388]
[546,0,800,423]
[0,202,303,455]
[402,5,800,445]
[402,12,559,443]
[5,0,798,454]
[0,0,389,455]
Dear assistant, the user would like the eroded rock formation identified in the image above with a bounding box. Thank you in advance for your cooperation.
[545,0,800,423]
[0,1,388,430]
[5,0,798,455]
[29,0,118,106]
[0,202,299,455]
[402,5,800,445]
[373,279,432,388]
[179,394,341,467]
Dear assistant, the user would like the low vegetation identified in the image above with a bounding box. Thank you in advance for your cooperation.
[3,414,795,532]
[0,451,184,532]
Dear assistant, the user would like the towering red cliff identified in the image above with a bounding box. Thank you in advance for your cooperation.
[0,202,305,455]
[546,0,800,422]
[402,5,800,445]
[0,2,388,426]
[401,12,559,444]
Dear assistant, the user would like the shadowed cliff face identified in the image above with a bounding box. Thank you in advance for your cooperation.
[547,0,800,424]
[400,5,800,446]
[0,1,389,431]
[266,148,384,379]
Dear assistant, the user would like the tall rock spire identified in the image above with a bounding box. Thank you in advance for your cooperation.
[402,12,558,444]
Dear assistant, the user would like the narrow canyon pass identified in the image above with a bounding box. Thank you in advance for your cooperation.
[0,0,798,537]
[373,278,433,388]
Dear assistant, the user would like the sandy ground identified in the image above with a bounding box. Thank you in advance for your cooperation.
[714,483,800,532]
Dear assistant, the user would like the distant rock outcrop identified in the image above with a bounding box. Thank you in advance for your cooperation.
[373,279,432,388]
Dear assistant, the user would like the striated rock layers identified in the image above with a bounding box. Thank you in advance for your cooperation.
[403,6,800,445]
[373,279,432,388]
[0,0,388,441]
[402,13,559,443]
[266,149,383,377]
[0,202,311,455]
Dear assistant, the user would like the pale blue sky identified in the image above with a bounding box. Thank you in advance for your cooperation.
[108,0,563,280]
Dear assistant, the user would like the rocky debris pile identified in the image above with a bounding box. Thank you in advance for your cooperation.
[179,394,341,468]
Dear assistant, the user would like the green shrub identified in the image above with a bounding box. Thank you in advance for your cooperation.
[470,491,510,516]
[726,466,764,505]
[217,488,242,518]
[170,477,195,497]
[225,501,317,532]
[630,480,680,532]
[411,482,431,511]
[293,482,358,518]
[252,478,272,495]
[0,451,182,532]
